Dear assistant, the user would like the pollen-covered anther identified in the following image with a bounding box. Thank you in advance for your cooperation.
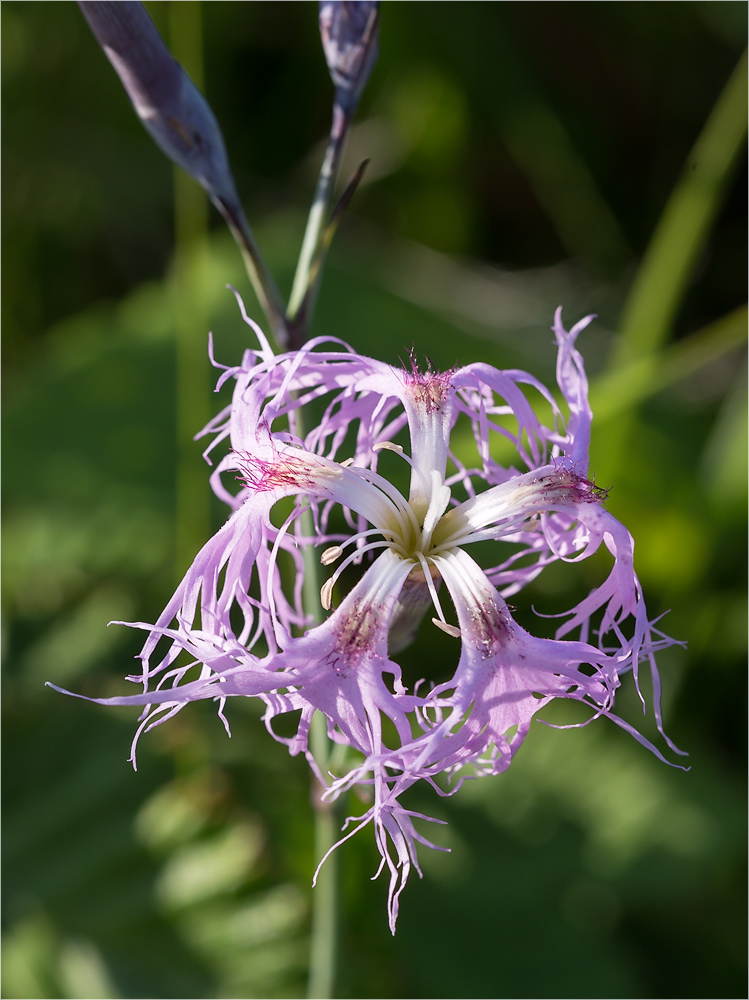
[321,578,336,611]
[321,545,343,566]
[432,618,461,638]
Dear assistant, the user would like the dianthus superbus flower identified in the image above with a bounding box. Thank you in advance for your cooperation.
[53,299,685,931]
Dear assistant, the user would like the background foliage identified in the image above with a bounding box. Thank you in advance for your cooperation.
[3,3,746,998]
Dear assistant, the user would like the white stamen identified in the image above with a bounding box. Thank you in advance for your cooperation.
[432,618,461,638]
[371,438,432,508]
[321,545,343,566]
[415,551,448,624]
[326,539,391,594]
[340,457,354,468]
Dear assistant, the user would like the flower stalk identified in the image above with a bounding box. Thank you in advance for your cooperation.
[307,713,340,1000]
[287,2,380,346]
[287,106,350,343]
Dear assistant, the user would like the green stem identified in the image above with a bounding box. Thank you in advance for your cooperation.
[293,406,341,999]
[288,109,357,994]
[306,713,340,1000]
[212,195,289,351]
[287,105,350,347]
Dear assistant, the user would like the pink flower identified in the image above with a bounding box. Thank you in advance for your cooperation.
[53,299,685,931]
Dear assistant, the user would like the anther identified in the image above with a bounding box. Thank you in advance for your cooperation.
[321,578,335,611]
[320,545,343,566]
[373,441,404,454]
[432,618,461,638]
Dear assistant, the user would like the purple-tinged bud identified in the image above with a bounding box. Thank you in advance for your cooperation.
[318,1,379,115]
[78,1,238,208]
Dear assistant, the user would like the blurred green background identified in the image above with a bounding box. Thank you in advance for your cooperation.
[3,2,746,998]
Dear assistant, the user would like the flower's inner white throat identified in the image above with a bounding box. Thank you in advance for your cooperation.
[318,441,455,641]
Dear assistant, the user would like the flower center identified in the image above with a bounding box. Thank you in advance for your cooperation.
[318,450,455,646]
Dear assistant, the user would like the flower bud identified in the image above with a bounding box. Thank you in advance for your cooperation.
[78,1,239,208]
[318,1,379,115]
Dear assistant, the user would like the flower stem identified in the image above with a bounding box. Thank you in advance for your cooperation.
[287,106,350,348]
[306,712,341,1000]
[288,107,359,996]
[213,194,289,351]
[300,542,342,999]
[292,404,341,998]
